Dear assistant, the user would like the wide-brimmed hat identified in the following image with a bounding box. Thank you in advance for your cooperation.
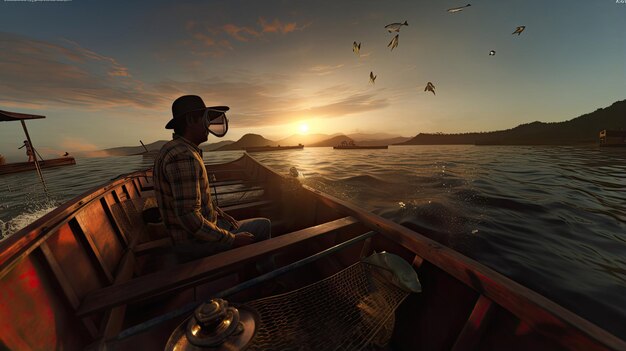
[166,95,229,129]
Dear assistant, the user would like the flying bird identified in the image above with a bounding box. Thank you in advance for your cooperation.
[388,34,399,51]
[447,4,471,13]
[489,50,496,56]
[369,71,377,84]
[424,82,435,95]
[353,41,361,55]
[512,26,526,35]
[384,21,408,33]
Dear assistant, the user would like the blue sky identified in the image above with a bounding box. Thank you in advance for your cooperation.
[0,0,625,159]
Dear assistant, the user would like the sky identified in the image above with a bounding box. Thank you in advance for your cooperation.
[0,0,625,159]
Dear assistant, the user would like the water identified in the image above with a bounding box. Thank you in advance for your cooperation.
[1,145,625,338]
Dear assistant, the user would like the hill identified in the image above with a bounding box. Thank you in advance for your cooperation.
[214,134,278,151]
[399,100,626,145]
[308,135,354,147]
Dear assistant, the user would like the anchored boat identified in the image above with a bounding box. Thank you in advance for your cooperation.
[0,110,76,179]
[0,153,624,350]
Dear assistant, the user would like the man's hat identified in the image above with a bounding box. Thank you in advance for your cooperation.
[166,95,229,129]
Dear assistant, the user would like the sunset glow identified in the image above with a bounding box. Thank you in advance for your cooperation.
[299,123,309,134]
[0,1,624,158]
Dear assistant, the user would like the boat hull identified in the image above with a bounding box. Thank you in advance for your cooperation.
[0,156,76,175]
[333,146,388,149]
[0,152,624,351]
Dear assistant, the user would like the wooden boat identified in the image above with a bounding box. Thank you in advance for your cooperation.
[0,156,76,175]
[333,145,388,149]
[244,145,304,152]
[1,153,624,350]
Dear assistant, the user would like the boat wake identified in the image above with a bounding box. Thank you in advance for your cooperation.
[0,202,59,240]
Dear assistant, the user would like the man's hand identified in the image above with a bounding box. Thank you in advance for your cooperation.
[232,232,255,247]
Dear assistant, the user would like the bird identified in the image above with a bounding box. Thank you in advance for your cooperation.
[62,152,69,156]
[369,71,377,84]
[388,34,399,51]
[512,26,526,35]
[447,4,471,13]
[353,41,361,55]
[489,50,496,56]
[384,21,408,33]
[424,82,435,95]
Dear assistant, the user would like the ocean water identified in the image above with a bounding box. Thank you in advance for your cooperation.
[1,145,625,338]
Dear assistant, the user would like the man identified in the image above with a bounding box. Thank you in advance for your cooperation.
[18,140,35,162]
[153,95,271,261]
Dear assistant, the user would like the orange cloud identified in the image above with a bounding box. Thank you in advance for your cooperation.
[222,24,260,42]
[258,18,298,34]
[0,33,167,110]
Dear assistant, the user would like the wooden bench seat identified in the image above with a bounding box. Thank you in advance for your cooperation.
[76,216,359,317]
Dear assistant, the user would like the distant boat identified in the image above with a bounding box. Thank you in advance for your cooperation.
[333,142,388,150]
[0,110,76,179]
[0,156,76,175]
[244,145,304,153]
[333,145,388,149]
[599,130,626,147]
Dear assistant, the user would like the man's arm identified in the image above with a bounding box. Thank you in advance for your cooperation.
[164,155,235,245]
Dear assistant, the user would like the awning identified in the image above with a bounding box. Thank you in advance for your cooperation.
[0,110,46,122]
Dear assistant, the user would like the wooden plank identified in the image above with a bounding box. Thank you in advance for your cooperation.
[305,184,626,351]
[214,186,264,196]
[211,179,257,187]
[100,198,129,248]
[0,173,147,276]
[40,242,99,338]
[134,237,173,256]
[71,218,114,284]
[76,216,359,317]
[220,199,272,212]
[451,295,496,351]
[101,251,136,339]
[39,242,80,309]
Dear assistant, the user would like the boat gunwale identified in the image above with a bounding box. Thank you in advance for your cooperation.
[0,154,253,277]
[0,170,146,277]
[301,182,626,351]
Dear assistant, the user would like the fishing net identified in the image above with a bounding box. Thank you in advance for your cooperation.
[245,252,421,351]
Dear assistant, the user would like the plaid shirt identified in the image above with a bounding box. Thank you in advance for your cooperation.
[153,135,234,245]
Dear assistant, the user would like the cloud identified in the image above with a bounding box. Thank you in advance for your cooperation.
[184,17,306,56]
[222,24,261,42]
[0,33,389,132]
[309,64,345,76]
[258,18,299,34]
[0,32,168,110]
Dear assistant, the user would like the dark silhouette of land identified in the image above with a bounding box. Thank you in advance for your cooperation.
[98,99,626,155]
[398,100,626,146]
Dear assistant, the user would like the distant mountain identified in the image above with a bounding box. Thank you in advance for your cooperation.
[357,136,412,146]
[308,135,354,147]
[276,133,334,146]
[347,132,406,141]
[214,133,278,151]
[201,140,235,151]
[399,100,626,145]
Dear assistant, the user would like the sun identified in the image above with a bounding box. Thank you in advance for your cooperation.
[299,123,309,134]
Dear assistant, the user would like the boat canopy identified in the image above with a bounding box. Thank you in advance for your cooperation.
[0,110,46,122]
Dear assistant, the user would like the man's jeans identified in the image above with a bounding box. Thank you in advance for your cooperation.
[175,217,272,263]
